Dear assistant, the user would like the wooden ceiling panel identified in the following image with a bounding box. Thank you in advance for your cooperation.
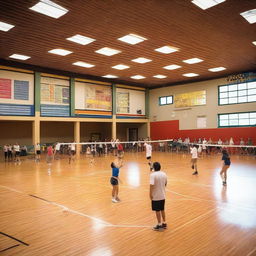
[0,0,255,88]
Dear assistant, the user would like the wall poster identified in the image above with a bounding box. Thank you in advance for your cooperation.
[175,90,206,108]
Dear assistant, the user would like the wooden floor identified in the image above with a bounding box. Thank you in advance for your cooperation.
[0,151,256,256]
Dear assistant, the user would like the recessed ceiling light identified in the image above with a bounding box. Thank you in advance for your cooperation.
[95,47,121,56]
[131,75,145,80]
[155,46,179,54]
[240,9,256,24]
[67,34,95,45]
[183,58,203,64]
[0,21,15,32]
[48,49,72,56]
[102,75,118,78]
[163,64,181,70]
[153,75,167,79]
[118,34,147,45]
[208,67,226,72]
[132,57,152,63]
[191,0,226,10]
[112,64,130,70]
[252,41,256,46]
[183,73,199,77]
[29,0,68,19]
[73,61,95,68]
[9,54,31,60]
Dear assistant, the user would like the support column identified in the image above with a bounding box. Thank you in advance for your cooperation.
[74,121,80,156]
[32,118,40,146]
[112,116,117,139]
[147,120,151,139]
[34,72,41,116]
[70,77,75,116]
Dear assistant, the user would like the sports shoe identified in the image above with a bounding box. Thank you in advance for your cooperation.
[192,171,198,175]
[153,225,163,231]
[161,223,167,229]
[112,198,118,203]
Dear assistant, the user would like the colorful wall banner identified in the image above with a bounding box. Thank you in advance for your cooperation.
[14,80,29,100]
[0,78,11,99]
[175,90,206,108]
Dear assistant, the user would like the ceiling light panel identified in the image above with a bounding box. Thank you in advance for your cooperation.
[118,34,147,45]
[191,0,226,10]
[183,58,203,64]
[102,75,118,78]
[9,54,31,60]
[132,57,152,63]
[73,61,95,68]
[0,21,15,32]
[208,67,226,72]
[29,0,69,19]
[240,9,256,24]
[67,34,95,45]
[155,46,179,54]
[252,41,256,46]
[95,47,121,56]
[131,75,145,80]
[163,64,181,70]
[112,64,130,70]
[48,49,72,56]
[183,73,199,77]
[153,75,167,79]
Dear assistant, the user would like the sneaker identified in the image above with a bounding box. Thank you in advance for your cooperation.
[152,225,163,231]
[161,223,167,229]
[192,171,198,175]
[112,198,118,203]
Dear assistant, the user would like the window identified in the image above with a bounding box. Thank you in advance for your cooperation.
[159,95,173,106]
[219,81,256,105]
[218,111,256,127]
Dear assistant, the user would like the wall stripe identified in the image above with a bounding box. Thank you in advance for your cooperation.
[41,104,70,117]
[0,104,34,116]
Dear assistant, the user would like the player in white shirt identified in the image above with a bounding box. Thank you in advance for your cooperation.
[68,143,76,164]
[13,143,21,163]
[144,142,153,171]
[150,162,167,231]
[35,143,41,162]
[54,142,61,160]
[190,145,198,175]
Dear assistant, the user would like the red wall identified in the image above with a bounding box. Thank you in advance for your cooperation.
[150,120,256,144]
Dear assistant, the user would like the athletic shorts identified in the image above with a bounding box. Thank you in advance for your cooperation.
[36,150,41,155]
[191,158,197,164]
[110,177,118,186]
[152,200,165,211]
[146,156,151,160]
[15,152,20,156]
[4,152,8,158]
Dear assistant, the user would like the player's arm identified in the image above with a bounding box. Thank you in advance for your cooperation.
[149,184,154,200]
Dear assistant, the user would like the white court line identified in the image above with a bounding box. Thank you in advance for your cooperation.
[169,208,218,234]
[247,247,256,256]
[0,185,23,194]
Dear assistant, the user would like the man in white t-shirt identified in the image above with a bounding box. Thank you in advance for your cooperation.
[13,143,21,163]
[190,145,198,175]
[144,142,152,171]
[150,162,167,231]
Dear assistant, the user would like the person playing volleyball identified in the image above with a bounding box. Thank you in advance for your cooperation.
[220,149,231,186]
[110,160,123,203]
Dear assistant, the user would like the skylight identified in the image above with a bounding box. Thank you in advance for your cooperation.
[208,67,226,72]
[191,0,226,10]
[112,64,130,70]
[0,21,15,32]
[102,75,118,78]
[155,46,179,54]
[240,9,256,24]
[153,75,167,79]
[131,75,145,80]
[48,49,72,56]
[67,34,95,45]
[95,47,121,56]
[29,0,68,19]
[73,61,95,68]
[163,64,181,70]
[132,57,152,63]
[183,58,203,64]
[183,73,199,77]
[9,54,31,60]
[118,34,147,45]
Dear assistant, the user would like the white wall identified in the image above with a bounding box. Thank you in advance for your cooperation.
[150,77,256,130]
[116,88,145,115]
[0,70,34,105]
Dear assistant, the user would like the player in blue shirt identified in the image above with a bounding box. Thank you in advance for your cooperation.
[220,149,231,186]
[110,160,122,203]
